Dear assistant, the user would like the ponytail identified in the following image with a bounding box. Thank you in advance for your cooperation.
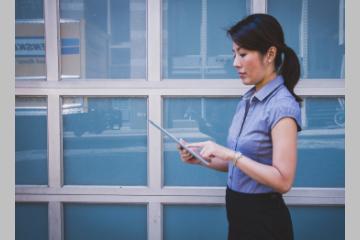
[280,46,302,103]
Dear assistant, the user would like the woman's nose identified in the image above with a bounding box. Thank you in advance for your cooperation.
[233,56,241,68]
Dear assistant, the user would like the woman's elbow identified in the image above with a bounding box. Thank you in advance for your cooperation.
[276,180,293,194]
[278,184,292,194]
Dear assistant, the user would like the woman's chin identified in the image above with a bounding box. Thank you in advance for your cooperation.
[240,78,252,85]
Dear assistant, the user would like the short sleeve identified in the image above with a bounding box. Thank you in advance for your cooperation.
[267,98,302,132]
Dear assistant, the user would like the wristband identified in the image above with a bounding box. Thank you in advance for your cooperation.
[232,151,243,167]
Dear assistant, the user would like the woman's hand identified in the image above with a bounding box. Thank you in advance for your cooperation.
[187,140,235,162]
[176,139,201,165]
[177,139,230,172]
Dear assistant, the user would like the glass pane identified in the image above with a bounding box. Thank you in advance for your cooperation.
[268,0,345,78]
[163,0,249,79]
[290,206,344,240]
[295,97,345,187]
[163,98,238,186]
[59,0,146,79]
[15,0,46,79]
[64,204,147,240]
[163,205,227,240]
[163,205,344,240]
[16,203,48,240]
[16,97,48,185]
[62,97,147,185]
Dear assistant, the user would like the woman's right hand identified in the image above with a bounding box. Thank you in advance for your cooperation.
[176,139,201,165]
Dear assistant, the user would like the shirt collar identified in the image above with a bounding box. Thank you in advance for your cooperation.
[243,75,284,102]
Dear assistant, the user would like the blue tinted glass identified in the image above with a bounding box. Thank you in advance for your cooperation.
[290,206,344,240]
[16,0,43,19]
[15,0,46,79]
[163,98,238,186]
[15,97,48,185]
[16,203,48,240]
[62,97,147,185]
[163,205,227,240]
[163,0,249,79]
[60,0,146,79]
[295,97,345,187]
[64,204,147,240]
[268,0,344,78]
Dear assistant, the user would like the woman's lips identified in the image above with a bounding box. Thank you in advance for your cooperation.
[239,72,246,78]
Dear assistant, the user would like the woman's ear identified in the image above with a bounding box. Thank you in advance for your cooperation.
[266,46,277,63]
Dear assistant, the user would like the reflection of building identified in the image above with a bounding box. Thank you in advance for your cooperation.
[60,0,146,78]
[15,20,46,79]
[15,19,82,79]
[172,54,233,76]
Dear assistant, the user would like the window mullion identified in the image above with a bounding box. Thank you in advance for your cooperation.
[48,201,63,240]
[148,0,161,82]
[251,0,267,14]
[44,0,60,81]
[47,94,62,189]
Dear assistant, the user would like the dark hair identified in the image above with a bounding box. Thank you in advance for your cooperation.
[227,14,302,102]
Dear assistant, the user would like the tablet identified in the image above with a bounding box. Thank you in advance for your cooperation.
[148,119,210,165]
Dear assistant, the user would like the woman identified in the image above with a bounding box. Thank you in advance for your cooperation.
[178,14,302,240]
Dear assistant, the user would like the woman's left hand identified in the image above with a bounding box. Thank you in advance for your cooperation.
[186,141,235,162]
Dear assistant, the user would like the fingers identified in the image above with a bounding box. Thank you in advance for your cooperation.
[176,144,184,151]
[178,147,199,164]
[180,148,192,159]
[186,141,207,148]
[200,148,215,159]
[177,139,203,164]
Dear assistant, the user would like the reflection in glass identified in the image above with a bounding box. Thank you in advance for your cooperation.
[62,97,147,185]
[163,98,239,186]
[163,0,249,79]
[163,97,344,188]
[290,206,344,240]
[64,204,147,240]
[16,203,48,240]
[59,0,146,79]
[15,0,46,79]
[15,96,48,185]
[296,97,345,187]
[268,0,345,78]
[164,205,227,240]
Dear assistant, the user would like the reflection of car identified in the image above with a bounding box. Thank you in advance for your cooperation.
[63,97,123,137]
[66,108,122,137]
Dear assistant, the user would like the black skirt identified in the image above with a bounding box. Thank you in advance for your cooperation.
[226,187,294,240]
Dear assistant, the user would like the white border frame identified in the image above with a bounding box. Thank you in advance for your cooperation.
[15,0,345,239]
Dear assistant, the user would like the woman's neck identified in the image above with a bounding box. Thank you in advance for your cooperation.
[255,71,277,92]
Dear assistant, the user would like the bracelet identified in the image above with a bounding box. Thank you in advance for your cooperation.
[232,151,243,167]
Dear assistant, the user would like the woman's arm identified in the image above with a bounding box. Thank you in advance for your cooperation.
[186,117,298,193]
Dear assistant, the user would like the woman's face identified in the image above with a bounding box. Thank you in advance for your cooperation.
[232,42,270,88]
